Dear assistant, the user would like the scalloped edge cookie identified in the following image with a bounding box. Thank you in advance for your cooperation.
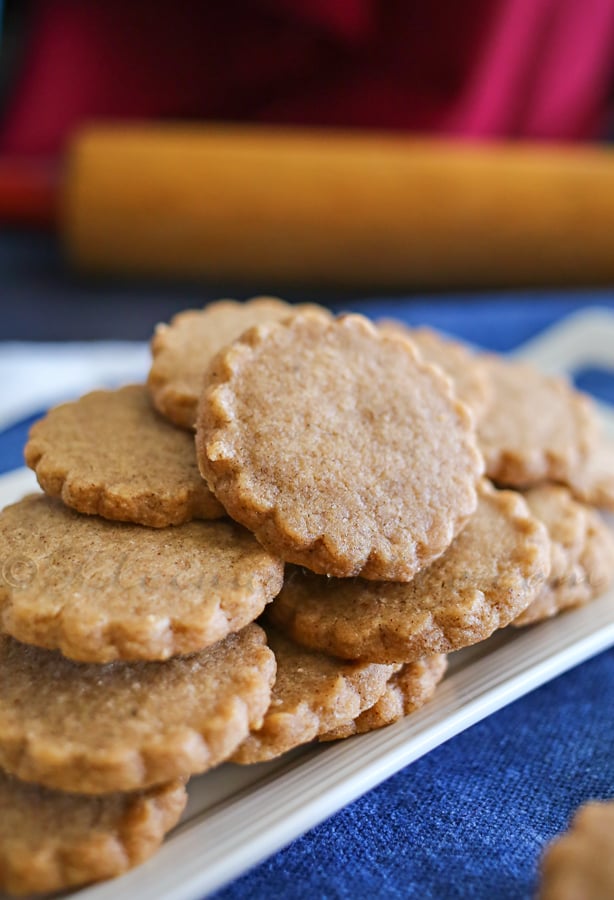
[568,437,614,511]
[0,625,275,793]
[0,774,186,897]
[232,625,397,763]
[478,356,599,487]
[378,321,492,422]
[25,385,224,527]
[515,492,614,625]
[197,311,483,581]
[268,481,550,663]
[538,800,614,900]
[0,494,284,663]
[148,297,326,429]
[320,654,448,741]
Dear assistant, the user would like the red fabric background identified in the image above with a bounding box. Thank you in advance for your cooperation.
[3,0,614,158]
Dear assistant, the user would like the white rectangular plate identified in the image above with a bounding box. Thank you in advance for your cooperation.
[1,308,613,900]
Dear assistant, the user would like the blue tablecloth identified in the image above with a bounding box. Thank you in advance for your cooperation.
[1,240,613,899]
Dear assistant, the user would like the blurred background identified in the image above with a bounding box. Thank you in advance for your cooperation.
[3,0,614,340]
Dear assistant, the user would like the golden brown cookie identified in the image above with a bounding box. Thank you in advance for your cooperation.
[0,772,186,897]
[232,625,397,763]
[25,384,224,527]
[524,486,588,582]
[197,311,483,581]
[320,655,448,741]
[568,437,614,511]
[148,297,324,429]
[515,487,614,626]
[379,321,492,422]
[478,357,599,487]
[539,801,614,900]
[579,507,614,596]
[0,625,275,794]
[268,481,550,663]
[0,494,283,662]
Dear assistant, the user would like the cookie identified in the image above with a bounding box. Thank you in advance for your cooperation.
[515,488,614,625]
[0,494,283,662]
[25,385,224,527]
[197,311,483,581]
[320,655,448,741]
[232,625,397,764]
[0,772,186,896]
[148,297,323,429]
[477,357,599,487]
[268,481,550,663]
[379,321,492,421]
[523,485,589,583]
[579,507,614,597]
[568,436,614,511]
[539,800,614,900]
[0,625,275,794]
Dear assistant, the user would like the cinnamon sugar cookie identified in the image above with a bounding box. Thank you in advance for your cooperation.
[568,436,614,511]
[0,494,283,662]
[321,655,447,741]
[523,485,588,583]
[232,625,396,763]
[0,625,275,794]
[25,385,224,526]
[539,801,614,900]
[0,773,186,897]
[515,487,614,625]
[478,357,598,487]
[268,481,550,663]
[148,297,324,429]
[197,311,483,581]
[379,321,492,421]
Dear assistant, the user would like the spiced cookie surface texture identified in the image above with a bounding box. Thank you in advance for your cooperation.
[0,772,186,897]
[268,482,550,662]
[0,625,275,794]
[478,357,598,487]
[197,311,483,581]
[232,625,396,763]
[321,654,448,741]
[148,297,324,429]
[379,321,492,422]
[25,385,224,526]
[0,494,283,662]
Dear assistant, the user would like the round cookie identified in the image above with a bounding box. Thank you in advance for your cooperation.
[379,321,492,422]
[232,625,397,764]
[0,773,186,896]
[539,801,614,900]
[579,507,614,596]
[478,356,599,487]
[0,625,275,794]
[197,311,484,581]
[0,494,283,663]
[268,481,550,663]
[523,485,589,583]
[148,297,324,429]
[568,436,614,511]
[515,488,614,626]
[25,384,224,527]
[321,655,448,741]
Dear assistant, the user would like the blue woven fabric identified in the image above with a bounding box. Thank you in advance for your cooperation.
[215,649,614,900]
[1,241,613,899]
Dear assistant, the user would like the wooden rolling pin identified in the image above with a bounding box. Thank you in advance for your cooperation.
[40,126,614,286]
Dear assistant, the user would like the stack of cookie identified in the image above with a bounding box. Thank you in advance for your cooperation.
[0,297,612,896]
[153,299,612,759]
[148,298,466,763]
[0,377,286,892]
